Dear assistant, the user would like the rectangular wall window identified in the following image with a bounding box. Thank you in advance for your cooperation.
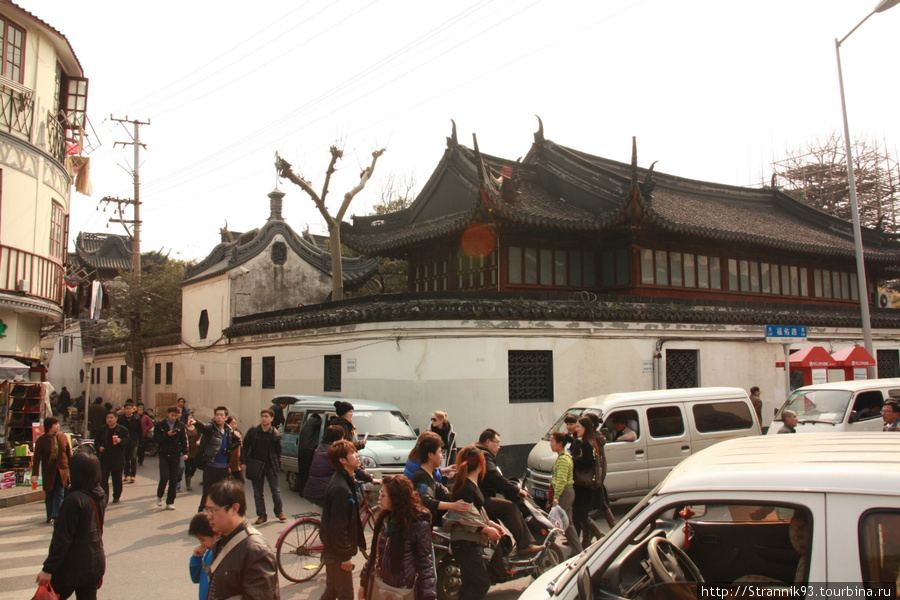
[789,266,799,296]
[781,265,790,296]
[154,363,161,385]
[49,203,65,260]
[0,19,25,83]
[120,365,127,385]
[570,251,584,287]
[728,259,738,291]
[813,269,822,297]
[641,249,654,284]
[508,350,553,403]
[669,252,682,287]
[770,264,780,294]
[683,253,695,288]
[666,349,699,389]
[697,255,709,289]
[508,247,522,284]
[107,366,113,384]
[324,355,342,392]
[655,250,668,285]
[614,249,629,286]
[749,261,760,293]
[262,356,275,389]
[761,263,771,294]
[165,362,173,385]
[524,248,537,284]
[877,350,900,378]
[240,357,252,387]
[800,267,809,297]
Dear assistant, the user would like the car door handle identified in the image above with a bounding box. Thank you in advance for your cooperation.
[681,446,690,453]
[634,450,645,459]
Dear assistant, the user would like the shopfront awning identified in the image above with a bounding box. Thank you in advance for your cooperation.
[775,346,837,368]
[0,357,30,380]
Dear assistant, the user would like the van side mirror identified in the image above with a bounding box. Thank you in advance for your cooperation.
[414,427,420,435]
[601,427,612,440]
[849,411,859,424]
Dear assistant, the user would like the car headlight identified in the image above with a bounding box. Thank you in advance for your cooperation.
[360,456,377,469]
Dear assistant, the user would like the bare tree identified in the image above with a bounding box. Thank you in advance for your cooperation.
[275,146,385,301]
[773,132,899,232]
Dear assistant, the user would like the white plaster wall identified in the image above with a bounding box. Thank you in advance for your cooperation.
[0,309,42,358]
[181,275,230,346]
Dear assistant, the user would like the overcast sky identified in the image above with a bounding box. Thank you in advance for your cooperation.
[17,0,900,261]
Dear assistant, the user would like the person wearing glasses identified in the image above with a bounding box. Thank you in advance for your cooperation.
[202,480,279,600]
[475,429,543,556]
[429,411,457,465]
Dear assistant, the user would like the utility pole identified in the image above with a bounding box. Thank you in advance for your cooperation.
[110,115,149,275]
[110,115,149,404]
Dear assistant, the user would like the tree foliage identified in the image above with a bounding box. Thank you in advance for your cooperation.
[773,132,899,232]
[100,259,186,344]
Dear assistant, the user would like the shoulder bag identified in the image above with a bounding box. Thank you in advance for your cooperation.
[367,532,415,600]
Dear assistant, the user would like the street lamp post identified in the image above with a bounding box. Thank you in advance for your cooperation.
[834,0,899,376]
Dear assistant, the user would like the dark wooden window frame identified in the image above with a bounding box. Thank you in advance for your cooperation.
[240,357,252,387]
[120,365,127,385]
[262,356,275,389]
[165,362,173,386]
[154,363,161,385]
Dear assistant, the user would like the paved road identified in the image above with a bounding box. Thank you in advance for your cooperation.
[0,458,638,599]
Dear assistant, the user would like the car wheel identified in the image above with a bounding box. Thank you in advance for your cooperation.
[286,471,300,492]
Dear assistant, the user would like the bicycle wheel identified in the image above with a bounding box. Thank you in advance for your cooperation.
[360,506,378,559]
[276,518,324,582]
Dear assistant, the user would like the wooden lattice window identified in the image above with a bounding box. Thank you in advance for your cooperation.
[508,350,553,403]
[240,357,252,387]
[666,349,698,389]
[878,350,900,379]
[0,19,25,83]
[324,355,341,392]
[262,356,275,389]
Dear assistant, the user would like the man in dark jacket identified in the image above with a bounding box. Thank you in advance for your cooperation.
[195,406,241,513]
[87,397,106,434]
[320,440,366,600]
[118,402,142,484]
[476,428,542,555]
[57,387,71,420]
[204,479,279,600]
[153,405,188,509]
[241,408,285,524]
[412,435,469,524]
[93,411,129,503]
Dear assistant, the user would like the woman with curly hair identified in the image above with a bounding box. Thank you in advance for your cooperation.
[360,475,436,600]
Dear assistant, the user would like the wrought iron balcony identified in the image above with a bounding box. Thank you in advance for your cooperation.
[0,77,33,139]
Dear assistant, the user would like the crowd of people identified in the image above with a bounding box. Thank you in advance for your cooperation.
[30,396,621,600]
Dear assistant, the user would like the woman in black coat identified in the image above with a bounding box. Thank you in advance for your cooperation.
[36,452,106,600]
[571,416,600,540]
[361,475,436,600]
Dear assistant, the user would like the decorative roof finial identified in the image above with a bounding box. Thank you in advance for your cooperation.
[631,136,638,186]
[268,188,286,221]
[534,115,544,144]
[472,133,480,157]
[447,119,458,148]
[771,173,777,189]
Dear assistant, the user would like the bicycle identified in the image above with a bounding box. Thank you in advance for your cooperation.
[72,436,97,457]
[275,487,378,583]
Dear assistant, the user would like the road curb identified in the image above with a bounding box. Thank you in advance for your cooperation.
[0,489,44,509]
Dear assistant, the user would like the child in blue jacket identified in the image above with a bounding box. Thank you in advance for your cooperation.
[188,512,218,600]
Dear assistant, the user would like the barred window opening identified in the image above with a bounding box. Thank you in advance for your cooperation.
[508,350,553,403]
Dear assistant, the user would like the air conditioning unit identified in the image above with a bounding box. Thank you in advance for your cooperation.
[16,279,29,293]
[878,291,894,309]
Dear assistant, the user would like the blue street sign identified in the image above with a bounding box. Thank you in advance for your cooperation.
[765,325,807,343]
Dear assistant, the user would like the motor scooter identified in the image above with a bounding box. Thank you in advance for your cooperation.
[432,495,565,600]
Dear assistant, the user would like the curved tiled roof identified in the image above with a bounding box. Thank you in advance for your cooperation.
[183,218,380,287]
[223,291,900,339]
[340,133,900,266]
[74,232,166,273]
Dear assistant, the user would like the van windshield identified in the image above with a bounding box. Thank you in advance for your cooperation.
[353,410,417,440]
[541,408,602,440]
[777,390,852,424]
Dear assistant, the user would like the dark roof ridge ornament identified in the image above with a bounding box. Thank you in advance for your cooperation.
[472,133,480,158]
[631,136,638,187]
[447,119,458,148]
[267,188,285,221]
[534,115,545,144]
[641,160,658,196]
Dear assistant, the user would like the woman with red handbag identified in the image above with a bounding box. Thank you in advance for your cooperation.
[35,452,106,600]
[359,475,436,600]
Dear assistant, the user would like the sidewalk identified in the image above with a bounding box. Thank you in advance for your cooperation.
[0,485,42,509]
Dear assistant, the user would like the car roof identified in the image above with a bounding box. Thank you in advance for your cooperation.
[571,387,749,410]
[792,377,900,394]
[657,433,900,497]
[276,395,402,411]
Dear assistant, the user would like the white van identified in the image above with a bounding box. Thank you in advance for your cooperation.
[525,387,760,503]
[767,377,900,435]
[521,434,900,600]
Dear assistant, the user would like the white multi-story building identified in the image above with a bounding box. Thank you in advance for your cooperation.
[0,1,88,371]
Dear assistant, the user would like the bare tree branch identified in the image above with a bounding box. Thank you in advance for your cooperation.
[336,148,385,222]
[274,153,335,226]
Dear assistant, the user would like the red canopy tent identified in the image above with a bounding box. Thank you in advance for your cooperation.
[831,346,875,381]
[776,346,837,386]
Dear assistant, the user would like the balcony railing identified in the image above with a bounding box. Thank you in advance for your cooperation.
[0,77,34,139]
[0,244,64,305]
